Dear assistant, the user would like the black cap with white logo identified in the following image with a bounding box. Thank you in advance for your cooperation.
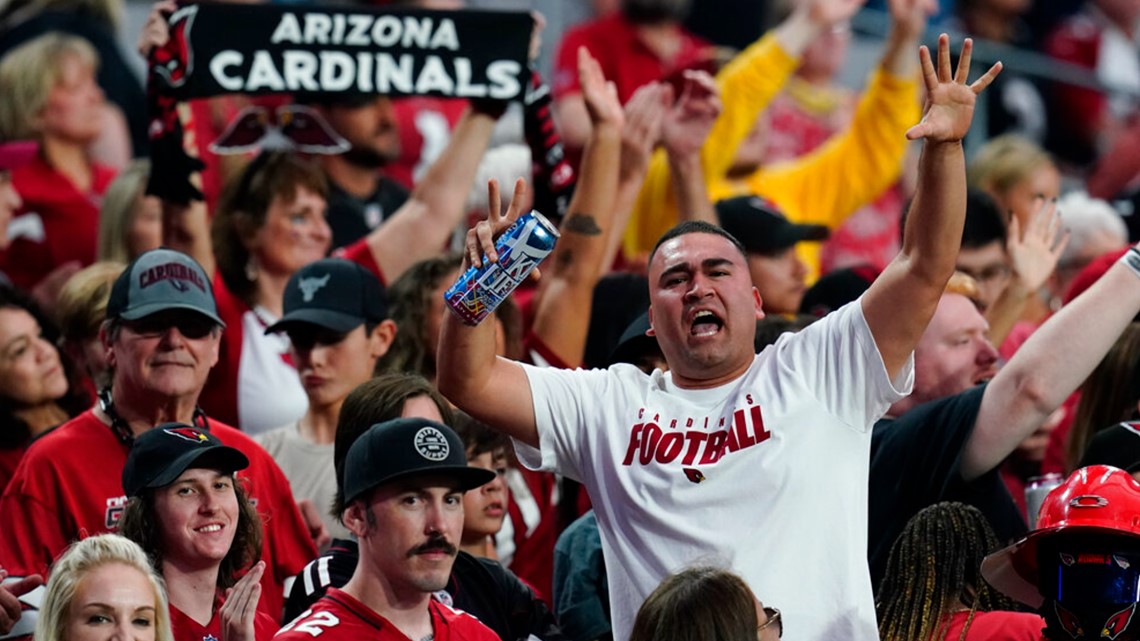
[342,417,496,506]
[265,258,387,335]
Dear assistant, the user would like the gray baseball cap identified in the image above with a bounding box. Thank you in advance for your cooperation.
[107,248,225,326]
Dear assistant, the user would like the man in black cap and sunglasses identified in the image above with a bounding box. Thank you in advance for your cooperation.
[0,247,316,619]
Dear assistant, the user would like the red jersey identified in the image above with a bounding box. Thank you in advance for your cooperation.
[386,96,468,190]
[0,155,116,290]
[170,600,280,641]
[0,410,316,617]
[941,610,1044,641]
[276,588,499,641]
[552,13,712,104]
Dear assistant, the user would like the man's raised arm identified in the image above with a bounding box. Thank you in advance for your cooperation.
[437,179,540,448]
[862,35,1001,378]
[963,245,1140,480]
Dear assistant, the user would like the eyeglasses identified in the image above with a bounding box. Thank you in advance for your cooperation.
[123,314,217,340]
[757,607,782,639]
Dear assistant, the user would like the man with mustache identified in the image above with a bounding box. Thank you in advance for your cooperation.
[276,417,501,641]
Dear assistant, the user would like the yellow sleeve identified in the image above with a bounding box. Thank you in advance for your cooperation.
[623,33,800,258]
[751,69,920,228]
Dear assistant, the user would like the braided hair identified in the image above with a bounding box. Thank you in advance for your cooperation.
[877,502,1020,641]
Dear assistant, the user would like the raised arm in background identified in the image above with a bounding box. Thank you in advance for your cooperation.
[529,47,625,367]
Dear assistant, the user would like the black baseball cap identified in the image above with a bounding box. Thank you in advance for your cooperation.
[265,258,387,335]
[343,417,496,506]
[1078,423,1140,473]
[715,196,830,256]
[609,311,659,367]
[121,423,249,497]
[799,265,880,318]
[107,248,224,326]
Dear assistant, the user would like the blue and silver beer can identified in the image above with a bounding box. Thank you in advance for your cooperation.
[444,210,560,326]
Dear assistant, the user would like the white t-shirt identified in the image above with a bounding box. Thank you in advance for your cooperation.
[517,300,912,641]
[238,307,308,434]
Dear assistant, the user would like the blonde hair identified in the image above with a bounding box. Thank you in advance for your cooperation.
[967,134,1055,198]
[0,33,98,140]
[34,534,174,641]
[946,271,983,308]
[98,160,151,263]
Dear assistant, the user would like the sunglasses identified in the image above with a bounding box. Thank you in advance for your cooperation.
[123,314,217,340]
[757,607,782,639]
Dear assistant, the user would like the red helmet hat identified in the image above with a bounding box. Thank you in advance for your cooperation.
[981,465,1140,608]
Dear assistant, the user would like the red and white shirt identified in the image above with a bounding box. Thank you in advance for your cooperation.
[276,588,499,641]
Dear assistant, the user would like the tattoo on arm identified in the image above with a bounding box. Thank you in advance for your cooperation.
[562,213,602,236]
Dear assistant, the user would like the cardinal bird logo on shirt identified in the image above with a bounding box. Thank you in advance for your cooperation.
[683,468,705,484]
[210,105,349,155]
[164,427,209,444]
[151,5,197,89]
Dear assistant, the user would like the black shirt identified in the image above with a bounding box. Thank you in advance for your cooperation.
[285,539,567,641]
[325,177,409,251]
[868,385,1028,591]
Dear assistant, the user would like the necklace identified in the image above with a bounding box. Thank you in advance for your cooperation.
[97,388,210,447]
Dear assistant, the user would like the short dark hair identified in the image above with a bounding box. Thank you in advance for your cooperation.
[119,476,262,590]
[451,410,510,458]
[331,373,454,520]
[962,189,1007,250]
[648,221,747,268]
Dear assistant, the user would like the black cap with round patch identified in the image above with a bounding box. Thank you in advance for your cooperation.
[121,423,249,497]
[343,417,496,506]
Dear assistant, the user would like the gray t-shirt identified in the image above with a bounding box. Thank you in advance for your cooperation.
[255,426,347,542]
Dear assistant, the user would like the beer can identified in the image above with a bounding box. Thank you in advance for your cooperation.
[1025,472,1064,528]
[444,210,560,326]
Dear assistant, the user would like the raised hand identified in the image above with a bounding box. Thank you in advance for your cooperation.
[220,561,264,641]
[578,47,624,129]
[465,178,529,269]
[906,35,1002,143]
[888,0,937,42]
[0,570,43,636]
[661,70,722,159]
[1007,198,1070,292]
[137,0,177,59]
[619,82,671,182]
[807,0,867,28]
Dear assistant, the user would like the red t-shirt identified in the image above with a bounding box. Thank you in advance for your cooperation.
[277,588,499,641]
[170,599,279,641]
[552,13,712,104]
[0,155,116,290]
[0,446,24,496]
[0,410,316,617]
[941,610,1045,641]
[386,96,468,190]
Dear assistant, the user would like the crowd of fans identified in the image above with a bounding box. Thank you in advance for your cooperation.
[4,0,1140,640]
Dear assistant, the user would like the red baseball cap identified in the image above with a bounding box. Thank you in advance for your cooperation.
[0,141,37,172]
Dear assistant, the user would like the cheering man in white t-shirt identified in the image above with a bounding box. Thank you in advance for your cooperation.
[439,34,1001,641]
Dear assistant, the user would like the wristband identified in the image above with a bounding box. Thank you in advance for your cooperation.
[1121,247,1140,280]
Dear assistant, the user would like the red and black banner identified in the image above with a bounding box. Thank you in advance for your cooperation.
[146,4,532,203]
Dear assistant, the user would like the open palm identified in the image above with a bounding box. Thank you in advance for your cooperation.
[906,35,1002,143]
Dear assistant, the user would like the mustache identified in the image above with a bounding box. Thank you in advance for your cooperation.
[406,535,457,558]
